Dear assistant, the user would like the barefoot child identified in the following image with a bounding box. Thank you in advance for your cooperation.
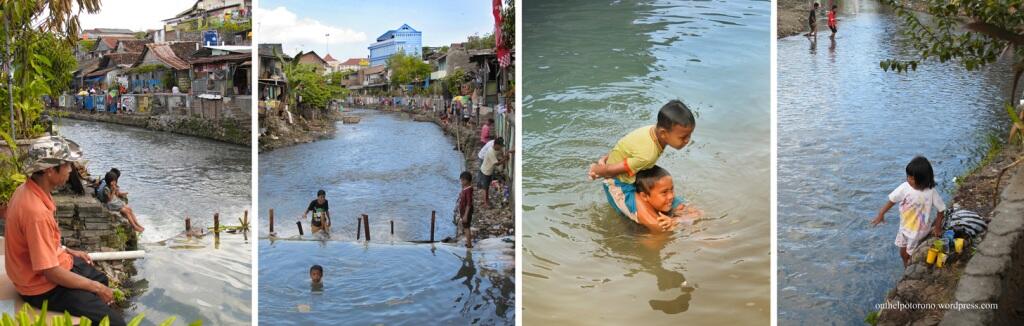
[827,4,838,36]
[808,2,820,37]
[870,156,946,267]
[101,171,145,232]
[457,171,474,248]
[587,100,696,232]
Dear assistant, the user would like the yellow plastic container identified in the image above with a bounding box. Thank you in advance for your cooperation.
[936,252,948,268]
[954,238,965,254]
[926,248,938,265]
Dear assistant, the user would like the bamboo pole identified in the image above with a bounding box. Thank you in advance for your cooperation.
[430,210,436,243]
[356,217,361,240]
[296,221,304,236]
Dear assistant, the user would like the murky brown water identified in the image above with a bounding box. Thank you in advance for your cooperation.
[523,0,771,324]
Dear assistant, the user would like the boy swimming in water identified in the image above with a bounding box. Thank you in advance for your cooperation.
[587,100,697,233]
[634,166,689,232]
[310,264,324,292]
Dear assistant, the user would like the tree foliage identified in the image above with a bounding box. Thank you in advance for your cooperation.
[880,1,1024,142]
[501,0,515,51]
[385,51,431,89]
[443,68,468,96]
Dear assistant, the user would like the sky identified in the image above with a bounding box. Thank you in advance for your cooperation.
[78,0,198,32]
[257,0,495,58]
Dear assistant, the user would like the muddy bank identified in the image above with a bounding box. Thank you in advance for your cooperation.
[778,0,812,38]
[876,145,1022,325]
[258,111,338,152]
[364,104,514,241]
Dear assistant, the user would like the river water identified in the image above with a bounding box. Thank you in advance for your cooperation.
[258,109,514,324]
[58,119,251,325]
[777,0,1014,323]
[258,109,463,241]
[523,0,770,324]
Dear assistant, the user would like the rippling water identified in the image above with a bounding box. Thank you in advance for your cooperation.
[523,0,770,324]
[58,119,251,325]
[259,110,463,241]
[258,238,514,325]
[258,109,514,323]
[777,1,1013,323]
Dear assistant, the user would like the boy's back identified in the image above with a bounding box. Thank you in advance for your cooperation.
[606,125,663,184]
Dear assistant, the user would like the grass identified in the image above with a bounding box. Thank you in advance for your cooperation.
[955,133,1003,188]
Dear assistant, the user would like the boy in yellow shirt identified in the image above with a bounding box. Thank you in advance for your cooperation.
[588,100,696,232]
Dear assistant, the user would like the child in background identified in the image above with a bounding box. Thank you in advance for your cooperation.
[303,190,331,235]
[827,4,838,36]
[457,171,474,248]
[587,100,696,227]
[808,2,820,37]
[871,156,946,267]
[101,171,145,232]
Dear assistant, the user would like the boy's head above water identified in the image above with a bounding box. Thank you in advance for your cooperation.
[316,189,326,202]
[310,264,324,284]
[636,165,675,213]
[655,100,696,150]
[905,156,936,190]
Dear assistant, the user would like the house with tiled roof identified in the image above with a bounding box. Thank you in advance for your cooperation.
[297,51,328,74]
[338,58,367,73]
[115,39,150,53]
[124,43,193,93]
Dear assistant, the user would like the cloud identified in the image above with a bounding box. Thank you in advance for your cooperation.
[78,0,197,31]
[256,6,368,56]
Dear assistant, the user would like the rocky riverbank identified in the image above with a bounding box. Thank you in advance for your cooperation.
[875,144,1024,325]
[258,110,338,152]
[366,104,515,241]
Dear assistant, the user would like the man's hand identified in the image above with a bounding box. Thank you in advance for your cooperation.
[66,248,93,266]
[92,281,114,305]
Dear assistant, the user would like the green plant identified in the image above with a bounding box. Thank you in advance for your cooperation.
[864,310,880,325]
[0,301,196,326]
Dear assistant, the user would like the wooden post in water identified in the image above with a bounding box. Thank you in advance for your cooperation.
[269,209,275,234]
[362,214,370,241]
[185,217,191,233]
[296,221,304,235]
[242,210,249,241]
[356,217,361,240]
[430,210,436,243]
[390,220,394,235]
[213,213,220,236]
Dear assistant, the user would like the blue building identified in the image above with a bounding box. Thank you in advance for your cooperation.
[368,24,422,67]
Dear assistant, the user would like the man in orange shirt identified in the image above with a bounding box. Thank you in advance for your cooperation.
[5,136,124,326]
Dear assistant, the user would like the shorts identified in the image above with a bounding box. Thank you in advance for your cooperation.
[829,25,837,33]
[477,171,494,189]
[106,197,125,211]
[895,229,928,252]
[602,178,685,223]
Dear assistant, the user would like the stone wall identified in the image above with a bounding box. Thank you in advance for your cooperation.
[941,169,1024,325]
[53,109,251,146]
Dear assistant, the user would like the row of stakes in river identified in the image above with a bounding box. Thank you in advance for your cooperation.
[265,209,448,243]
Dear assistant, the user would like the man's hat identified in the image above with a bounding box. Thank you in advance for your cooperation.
[23,136,85,174]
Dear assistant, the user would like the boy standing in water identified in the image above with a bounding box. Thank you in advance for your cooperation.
[457,171,474,248]
[588,100,696,233]
[808,2,820,37]
[827,4,838,36]
[871,156,947,267]
[303,190,331,235]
